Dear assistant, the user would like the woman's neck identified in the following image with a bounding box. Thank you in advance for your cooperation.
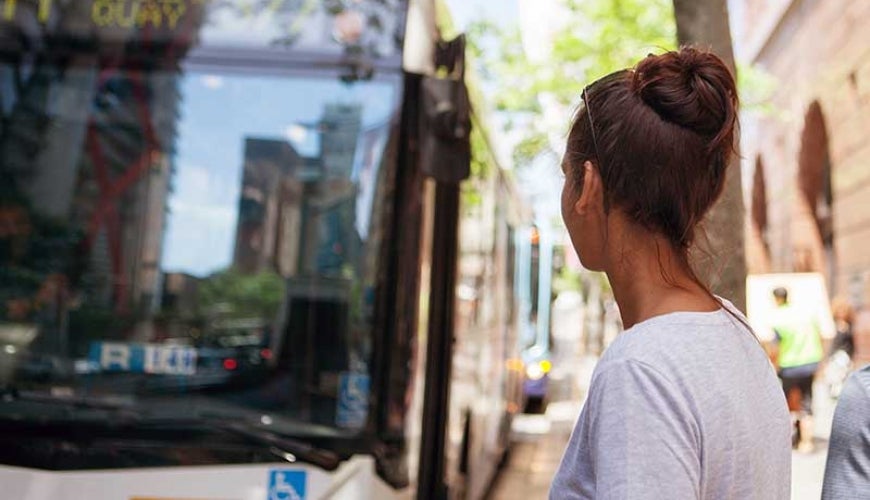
[604,231,720,329]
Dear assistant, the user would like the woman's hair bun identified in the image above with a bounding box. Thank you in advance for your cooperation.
[631,46,738,153]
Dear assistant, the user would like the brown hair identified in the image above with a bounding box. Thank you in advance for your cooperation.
[565,46,738,250]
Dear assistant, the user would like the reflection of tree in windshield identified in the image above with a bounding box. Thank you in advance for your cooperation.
[1,28,196,377]
[213,0,405,58]
[198,270,284,319]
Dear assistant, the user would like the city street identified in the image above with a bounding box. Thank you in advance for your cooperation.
[0,0,867,498]
[490,357,837,499]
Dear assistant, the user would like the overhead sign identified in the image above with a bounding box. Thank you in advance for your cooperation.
[1,0,203,28]
[0,0,406,59]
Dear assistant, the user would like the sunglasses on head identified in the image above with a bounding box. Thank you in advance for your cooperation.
[580,69,631,171]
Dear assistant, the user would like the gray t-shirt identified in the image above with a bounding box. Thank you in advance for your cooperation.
[822,365,870,499]
[550,305,791,499]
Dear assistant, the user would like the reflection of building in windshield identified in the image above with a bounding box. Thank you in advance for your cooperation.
[322,104,363,178]
[161,273,201,320]
[233,138,307,276]
[74,73,180,334]
[0,1,212,361]
[233,103,364,279]
[0,67,182,352]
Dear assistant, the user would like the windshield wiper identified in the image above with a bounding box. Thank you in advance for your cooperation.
[0,387,140,416]
[136,417,342,470]
[0,391,343,470]
[214,420,341,470]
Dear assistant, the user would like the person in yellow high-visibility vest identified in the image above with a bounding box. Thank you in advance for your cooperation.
[769,286,824,453]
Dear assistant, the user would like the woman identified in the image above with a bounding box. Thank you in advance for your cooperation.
[550,47,791,499]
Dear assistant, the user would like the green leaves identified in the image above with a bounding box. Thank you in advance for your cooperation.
[513,132,550,167]
[198,268,284,319]
[467,0,677,168]
[737,61,778,115]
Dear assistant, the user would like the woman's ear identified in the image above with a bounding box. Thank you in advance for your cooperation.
[574,161,603,215]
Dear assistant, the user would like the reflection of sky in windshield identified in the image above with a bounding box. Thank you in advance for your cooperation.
[161,73,396,277]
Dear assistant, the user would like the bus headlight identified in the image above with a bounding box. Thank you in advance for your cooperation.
[525,360,551,380]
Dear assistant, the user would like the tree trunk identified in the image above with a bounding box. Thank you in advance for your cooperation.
[673,0,747,312]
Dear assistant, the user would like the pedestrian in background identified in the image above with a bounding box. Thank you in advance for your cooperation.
[768,286,824,453]
[550,46,791,500]
[821,364,870,499]
[830,296,856,360]
[825,296,855,399]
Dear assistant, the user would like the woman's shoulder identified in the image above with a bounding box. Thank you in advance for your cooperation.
[598,307,759,375]
[606,306,734,345]
[595,321,684,374]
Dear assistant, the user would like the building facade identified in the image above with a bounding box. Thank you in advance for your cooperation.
[732,0,870,360]
[734,0,870,304]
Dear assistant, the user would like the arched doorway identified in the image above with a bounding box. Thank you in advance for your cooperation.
[797,100,835,291]
[751,155,770,262]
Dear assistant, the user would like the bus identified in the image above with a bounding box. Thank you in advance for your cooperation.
[443,139,534,499]
[0,0,534,498]
[520,224,555,413]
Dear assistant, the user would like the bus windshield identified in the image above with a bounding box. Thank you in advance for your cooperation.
[0,0,403,466]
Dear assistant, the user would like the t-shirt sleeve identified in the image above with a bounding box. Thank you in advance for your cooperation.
[822,370,870,499]
[585,359,701,499]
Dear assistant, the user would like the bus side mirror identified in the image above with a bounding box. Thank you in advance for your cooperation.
[420,34,471,184]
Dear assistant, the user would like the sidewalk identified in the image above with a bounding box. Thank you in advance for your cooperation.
[792,379,836,500]
[487,356,597,499]
[487,401,579,499]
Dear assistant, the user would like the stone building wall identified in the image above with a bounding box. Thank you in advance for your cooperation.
[737,0,870,361]
[739,0,870,305]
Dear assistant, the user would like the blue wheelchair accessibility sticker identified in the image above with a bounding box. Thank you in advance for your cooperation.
[268,470,306,500]
[336,371,370,429]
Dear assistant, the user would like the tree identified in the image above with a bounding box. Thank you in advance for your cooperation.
[672,0,747,311]
[198,268,285,320]
[468,0,676,166]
